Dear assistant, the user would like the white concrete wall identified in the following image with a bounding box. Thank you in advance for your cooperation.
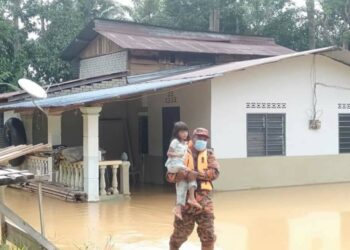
[147,80,212,156]
[211,55,350,159]
[211,54,350,190]
[145,80,211,184]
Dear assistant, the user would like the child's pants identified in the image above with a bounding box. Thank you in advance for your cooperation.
[167,165,197,206]
[176,180,197,206]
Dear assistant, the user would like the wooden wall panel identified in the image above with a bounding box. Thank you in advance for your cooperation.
[79,35,123,59]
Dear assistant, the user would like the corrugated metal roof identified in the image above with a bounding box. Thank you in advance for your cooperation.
[2,46,348,111]
[0,74,219,111]
[158,47,343,81]
[3,66,207,103]
[9,72,127,102]
[127,65,208,84]
[94,19,277,44]
[0,91,23,101]
[62,19,293,60]
[99,31,293,56]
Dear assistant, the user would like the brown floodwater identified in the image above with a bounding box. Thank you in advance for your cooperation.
[3,182,350,250]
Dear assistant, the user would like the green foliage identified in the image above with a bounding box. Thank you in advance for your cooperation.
[0,0,129,86]
[0,0,348,88]
[0,17,30,87]
[131,0,311,51]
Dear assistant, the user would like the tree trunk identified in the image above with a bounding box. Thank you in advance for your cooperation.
[40,0,46,33]
[345,0,350,25]
[12,0,21,57]
[306,0,316,49]
[209,0,220,32]
[235,0,240,34]
[209,8,220,32]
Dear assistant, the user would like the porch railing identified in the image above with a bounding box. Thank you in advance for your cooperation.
[25,156,53,181]
[58,161,84,190]
[58,160,130,196]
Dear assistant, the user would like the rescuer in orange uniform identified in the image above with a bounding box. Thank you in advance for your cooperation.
[167,128,220,250]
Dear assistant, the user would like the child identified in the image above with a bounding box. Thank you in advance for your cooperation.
[165,121,202,220]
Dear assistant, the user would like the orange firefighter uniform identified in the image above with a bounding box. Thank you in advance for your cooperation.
[167,128,220,250]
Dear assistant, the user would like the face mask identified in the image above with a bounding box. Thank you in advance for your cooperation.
[194,140,207,151]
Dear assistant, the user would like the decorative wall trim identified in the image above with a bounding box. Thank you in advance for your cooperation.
[338,103,350,109]
[246,102,287,109]
[165,91,177,104]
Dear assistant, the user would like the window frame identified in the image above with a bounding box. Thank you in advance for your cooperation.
[338,113,350,154]
[246,113,286,157]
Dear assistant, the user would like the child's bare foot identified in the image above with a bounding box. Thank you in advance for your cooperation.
[187,199,202,209]
[173,206,183,220]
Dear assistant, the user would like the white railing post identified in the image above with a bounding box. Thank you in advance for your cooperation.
[65,164,71,186]
[74,165,79,190]
[48,157,53,182]
[59,164,63,184]
[99,165,106,196]
[120,161,130,196]
[112,164,119,194]
[79,166,84,191]
[70,165,75,188]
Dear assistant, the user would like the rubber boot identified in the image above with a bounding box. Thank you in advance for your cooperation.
[169,243,179,250]
[201,243,214,250]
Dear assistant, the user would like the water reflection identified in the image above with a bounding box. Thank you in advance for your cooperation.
[289,212,340,250]
[3,183,350,249]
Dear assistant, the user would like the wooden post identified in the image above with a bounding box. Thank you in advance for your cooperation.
[0,201,56,249]
[37,182,45,237]
[0,186,6,244]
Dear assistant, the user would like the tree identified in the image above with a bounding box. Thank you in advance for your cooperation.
[29,0,129,83]
[306,0,316,49]
[319,0,350,47]
[77,0,129,25]
[131,0,308,50]
[131,0,165,25]
[0,1,33,87]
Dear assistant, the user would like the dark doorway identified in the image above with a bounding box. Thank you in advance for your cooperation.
[162,107,180,179]
[138,115,149,155]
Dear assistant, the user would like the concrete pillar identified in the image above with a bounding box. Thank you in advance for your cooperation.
[20,111,34,144]
[120,161,130,196]
[80,106,102,202]
[47,114,61,146]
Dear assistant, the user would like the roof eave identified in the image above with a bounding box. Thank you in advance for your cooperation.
[60,20,98,61]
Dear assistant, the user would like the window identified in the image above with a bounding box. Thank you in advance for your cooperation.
[339,114,350,153]
[247,114,286,157]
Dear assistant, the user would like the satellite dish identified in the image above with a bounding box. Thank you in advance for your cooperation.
[18,78,47,99]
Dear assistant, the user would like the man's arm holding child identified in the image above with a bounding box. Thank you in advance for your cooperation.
[166,149,219,183]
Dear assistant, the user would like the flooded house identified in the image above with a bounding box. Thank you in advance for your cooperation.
[0,19,349,202]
